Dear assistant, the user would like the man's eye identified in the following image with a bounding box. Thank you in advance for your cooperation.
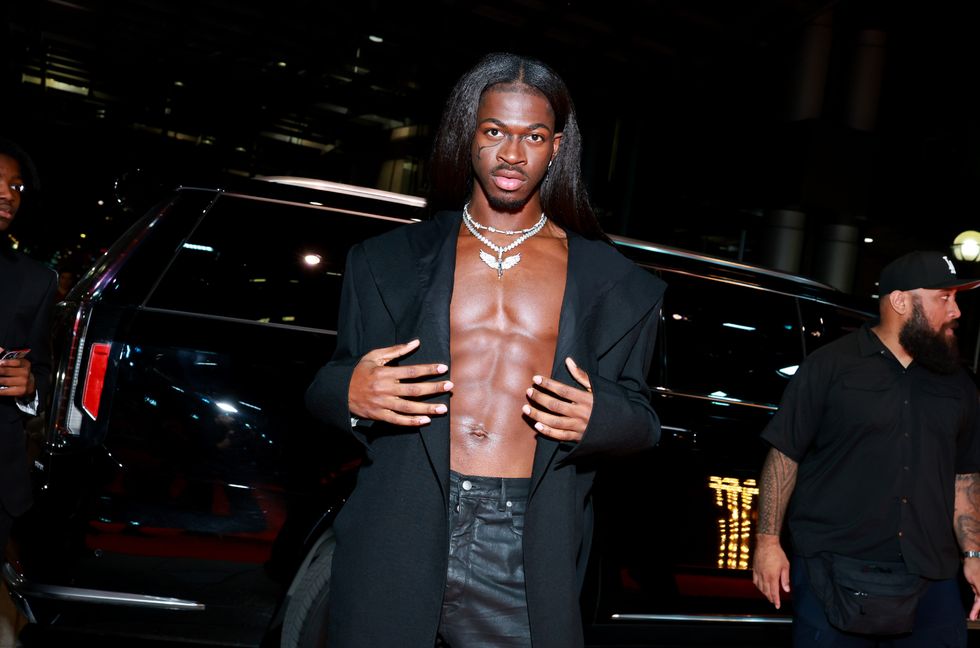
[486,128,501,137]
[528,134,543,142]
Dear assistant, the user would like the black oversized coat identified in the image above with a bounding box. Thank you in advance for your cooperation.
[306,211,665,648]
[0,247,56,517]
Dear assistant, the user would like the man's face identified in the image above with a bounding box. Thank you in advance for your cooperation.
[0,153,24,232]
[470,84,561,212]
[898,289,962,374]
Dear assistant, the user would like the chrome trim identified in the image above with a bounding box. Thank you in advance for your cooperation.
[611,613,792,624]
[222,192,417,224]
[611,235,836,291]
[254,176,427,207]
[661,425,689,432]
[653,388,779,411]
[3,563,203,611]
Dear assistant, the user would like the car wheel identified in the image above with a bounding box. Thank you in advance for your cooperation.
[281,531,335,648]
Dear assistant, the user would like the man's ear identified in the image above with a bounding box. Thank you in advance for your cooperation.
[887,290,910,316]
[551,132,562,163]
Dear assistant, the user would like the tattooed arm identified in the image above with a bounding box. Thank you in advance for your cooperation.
[956,472,980,620]
[751,447,799,610]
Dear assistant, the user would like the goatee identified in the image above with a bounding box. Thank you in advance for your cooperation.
[899,301,961,375]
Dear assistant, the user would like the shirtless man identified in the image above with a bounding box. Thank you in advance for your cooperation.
[307,52,665,648]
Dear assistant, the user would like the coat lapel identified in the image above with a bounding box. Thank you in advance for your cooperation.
[0,252,24,350]
[529,232,597,498]
[408,213,460,501]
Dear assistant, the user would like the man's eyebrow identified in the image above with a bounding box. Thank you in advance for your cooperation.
[478,117,553,132]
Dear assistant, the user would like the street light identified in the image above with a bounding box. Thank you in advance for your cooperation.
[953,230,980,262]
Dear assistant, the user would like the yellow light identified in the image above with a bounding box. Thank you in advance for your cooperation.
[953,230,980,262]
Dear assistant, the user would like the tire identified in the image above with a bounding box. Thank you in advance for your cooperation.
[281,531,335,648]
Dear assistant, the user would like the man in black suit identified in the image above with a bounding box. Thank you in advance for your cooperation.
[0,138,57,553]
[307,53,665,647]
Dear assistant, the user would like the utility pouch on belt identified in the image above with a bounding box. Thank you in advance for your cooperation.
[804,553,929,635]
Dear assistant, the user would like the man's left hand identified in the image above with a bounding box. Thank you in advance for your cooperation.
[522,357,593,442]
[0,357,35,398]
[964,558,980,620]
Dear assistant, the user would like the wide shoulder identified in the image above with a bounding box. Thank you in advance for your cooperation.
[571,235,666,303]
[0,249,57,285]
[360,210,457,253]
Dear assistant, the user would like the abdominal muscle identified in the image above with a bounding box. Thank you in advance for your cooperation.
[448,232,566,478]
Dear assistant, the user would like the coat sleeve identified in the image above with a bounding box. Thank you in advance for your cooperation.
[560,294,663,463]
[305,244,373,444]
[25,267,58,413]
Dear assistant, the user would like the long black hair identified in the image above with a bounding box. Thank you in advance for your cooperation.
[427,52,607,241]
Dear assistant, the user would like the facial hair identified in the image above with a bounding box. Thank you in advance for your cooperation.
[898,301,961,375]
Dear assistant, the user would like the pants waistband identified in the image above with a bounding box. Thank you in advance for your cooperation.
[449,470,530,499]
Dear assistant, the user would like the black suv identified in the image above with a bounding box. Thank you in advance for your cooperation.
[5,176,878,646]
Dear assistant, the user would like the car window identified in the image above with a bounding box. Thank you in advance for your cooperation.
[799,299,871,355]
[659,271,803,406]
[147,195,404,330]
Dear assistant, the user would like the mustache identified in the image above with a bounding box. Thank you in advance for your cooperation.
[491,163,528,178]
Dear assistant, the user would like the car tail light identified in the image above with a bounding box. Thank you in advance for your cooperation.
[81,342,111,419]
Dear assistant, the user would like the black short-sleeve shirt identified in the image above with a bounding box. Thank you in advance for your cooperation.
[761,322,980,579]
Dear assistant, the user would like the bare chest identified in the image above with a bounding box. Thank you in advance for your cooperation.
[450,232,568,339]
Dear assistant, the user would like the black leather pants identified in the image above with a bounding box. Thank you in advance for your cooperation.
[437,471,532,648]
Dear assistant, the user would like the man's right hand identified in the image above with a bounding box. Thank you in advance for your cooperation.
[348,339,453,426]
[752,533,791,609]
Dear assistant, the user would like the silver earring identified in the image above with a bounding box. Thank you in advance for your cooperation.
[548,159,553,168]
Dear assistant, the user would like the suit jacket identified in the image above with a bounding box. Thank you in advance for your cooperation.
[306,211,665,648]
[0,247,57,515]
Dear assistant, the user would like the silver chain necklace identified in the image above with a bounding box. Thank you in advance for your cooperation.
[461,204,548,279]
[462,202,544,235]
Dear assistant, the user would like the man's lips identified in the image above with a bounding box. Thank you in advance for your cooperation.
[491,166,527,191]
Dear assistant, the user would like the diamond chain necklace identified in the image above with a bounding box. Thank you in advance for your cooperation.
[461,203,548,279]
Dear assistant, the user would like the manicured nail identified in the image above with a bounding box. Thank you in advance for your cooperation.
[436,364,448,373]
[522,404,531,415]
[526,388,533,397]
[566,357,577,368]
[534,422,544,431]
[533,375,542,385]
[443,381,454,391]
[419,416,431,424]
[435,405,447,414]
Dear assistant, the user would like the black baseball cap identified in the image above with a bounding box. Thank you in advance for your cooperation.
[878,250,980,294]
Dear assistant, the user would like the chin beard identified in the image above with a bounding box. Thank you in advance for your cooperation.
[486,193,529,213]
[899,302,961,375]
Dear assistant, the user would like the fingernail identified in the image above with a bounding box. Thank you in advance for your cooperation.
[435,405,447,414]
[436,364,448,373]
[534,422,544,431]
[526,388,533,397]
[522,405,531,415]
[533,375,542,384]
[443,381,454,391]
[566,357,577,368]
[419,416,431,424]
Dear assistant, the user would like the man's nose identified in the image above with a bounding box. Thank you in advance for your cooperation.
[950,298,962,320]
[497,138,525,165]
[0,183,12,199]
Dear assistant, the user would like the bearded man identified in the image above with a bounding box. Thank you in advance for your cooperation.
[752,250,980,647]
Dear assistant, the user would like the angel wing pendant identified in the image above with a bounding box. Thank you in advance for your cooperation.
[479,249,521,279]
